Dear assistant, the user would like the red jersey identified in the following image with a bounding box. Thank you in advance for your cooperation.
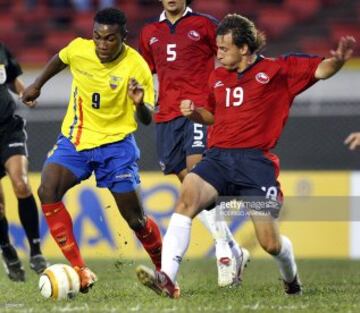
[205,54,323,150]
[139,7,217,123]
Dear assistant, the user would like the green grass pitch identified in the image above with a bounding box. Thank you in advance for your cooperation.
[0,258,359,313]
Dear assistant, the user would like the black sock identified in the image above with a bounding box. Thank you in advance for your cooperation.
[18,195,41,256]
[0,215,11,247]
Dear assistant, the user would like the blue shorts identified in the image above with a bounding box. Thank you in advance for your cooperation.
[45,134,140,193]
[156,117,207,174]
[191,147,282,200]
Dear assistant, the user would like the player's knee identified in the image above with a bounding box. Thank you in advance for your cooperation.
[12,179,31,198]
[176,182,201,218]
[38,184,60,203]
[260,240,281,255]
[175,201,197,218]
[126,217,146,231]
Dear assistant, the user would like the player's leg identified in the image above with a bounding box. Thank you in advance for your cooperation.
[137,172,218,298]
[184,122,243,286]
[242,150,301,295]
[38,136,96,292]
[0,178,25,281]
[251,213,301,295]
[162,172,218,280]
[186,153,235,286]
[95,135,162,270]
[165,123,234,270]
[111,190,162,270]
[137,152,228,297]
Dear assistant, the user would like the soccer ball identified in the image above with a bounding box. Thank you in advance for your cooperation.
[39,264,80,301]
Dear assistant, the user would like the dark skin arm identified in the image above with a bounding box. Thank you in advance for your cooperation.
[22,54,67,106]
[135,102,152,125]
[128,78,152,125]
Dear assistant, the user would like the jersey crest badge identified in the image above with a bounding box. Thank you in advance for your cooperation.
[109,75,122,89]
[0,64,7,84]
[255,72,270,84]
[188,30,201,41]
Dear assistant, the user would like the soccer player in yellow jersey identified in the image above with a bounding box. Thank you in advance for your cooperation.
[22,8,163,293]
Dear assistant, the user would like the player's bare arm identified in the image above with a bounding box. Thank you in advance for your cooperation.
[128,77,152,125]
[8,77,24,96]
[344,132,360,150]
[9,77,38,108]
[22,54,67,106]
[315,36,356,79]
[180,99,214,125]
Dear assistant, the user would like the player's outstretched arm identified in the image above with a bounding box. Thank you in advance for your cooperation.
[180,100,214,125]
[315,36,356,80]
[344,132,360,150]
[128,78,152,125]
[22,54,67,107]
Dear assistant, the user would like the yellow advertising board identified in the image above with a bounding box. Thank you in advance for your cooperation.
[1,171,350,259]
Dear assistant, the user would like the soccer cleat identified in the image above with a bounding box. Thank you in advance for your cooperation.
[234,248,250,285]
[74,266,97,293]
[217,256,237,287]
[283,274,302,295]
[30,254,50,274]
[136,265,180,299]
[1,245,25,282]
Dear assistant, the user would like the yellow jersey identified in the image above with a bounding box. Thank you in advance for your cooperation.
[58,38,154,151]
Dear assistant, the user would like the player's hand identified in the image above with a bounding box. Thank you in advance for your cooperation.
[344,132,360,150]
[180,99,195,117]
[331,36,356,63]
[22,83,41,108]
[128,78,144,106]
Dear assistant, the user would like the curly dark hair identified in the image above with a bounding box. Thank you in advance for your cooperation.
[94,8,127,37]
[217,14,266,53]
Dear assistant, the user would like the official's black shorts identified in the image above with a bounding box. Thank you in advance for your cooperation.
[0,115,28,178]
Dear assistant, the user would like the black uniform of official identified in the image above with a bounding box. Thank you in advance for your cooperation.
[0,43,27,178]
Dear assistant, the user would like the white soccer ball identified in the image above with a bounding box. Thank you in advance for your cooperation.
[39,264,80,301]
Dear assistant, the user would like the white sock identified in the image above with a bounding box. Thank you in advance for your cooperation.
[273,235,297,282]
[224,225,242,260]
[197,208,232,260]
[161,213,192,282]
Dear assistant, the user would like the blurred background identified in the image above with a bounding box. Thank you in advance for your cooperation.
[0,0,359,261]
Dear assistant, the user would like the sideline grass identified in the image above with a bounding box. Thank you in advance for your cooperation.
[0,258,359,313]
